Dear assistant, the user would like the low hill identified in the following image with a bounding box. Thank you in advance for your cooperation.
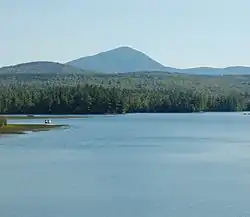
[169,66,250,75]
[0,61,90,75]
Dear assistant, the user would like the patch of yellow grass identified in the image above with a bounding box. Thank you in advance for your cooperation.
[0,124,67,134]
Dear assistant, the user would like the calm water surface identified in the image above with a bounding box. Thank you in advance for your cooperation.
[1,113,250,217]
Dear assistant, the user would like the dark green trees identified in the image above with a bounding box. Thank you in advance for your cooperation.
[0,83,247,114]
[0,72,249,114]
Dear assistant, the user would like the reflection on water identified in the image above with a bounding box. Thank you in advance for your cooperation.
[0,113,250,217]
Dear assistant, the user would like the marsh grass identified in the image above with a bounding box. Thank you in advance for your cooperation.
[0,124,68,134]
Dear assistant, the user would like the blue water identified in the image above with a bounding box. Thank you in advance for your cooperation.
[1,113,250,217]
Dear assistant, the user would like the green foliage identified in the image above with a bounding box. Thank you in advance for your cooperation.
[0,72,250,114]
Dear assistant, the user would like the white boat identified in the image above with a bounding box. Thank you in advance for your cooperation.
[45,119,52,124]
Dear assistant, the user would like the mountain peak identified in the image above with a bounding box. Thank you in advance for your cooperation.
[66,46,165,73]
[91,46,141,57]
[112,46,135,50]
[102,46,139,52]
[65,46,250,75]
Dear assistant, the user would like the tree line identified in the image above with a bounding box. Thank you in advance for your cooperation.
[0,81,250,114]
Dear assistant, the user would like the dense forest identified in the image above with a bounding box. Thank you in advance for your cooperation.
[1,72,250,114]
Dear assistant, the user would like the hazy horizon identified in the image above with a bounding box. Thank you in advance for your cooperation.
[2,45,250,70]
[1,0,250,68]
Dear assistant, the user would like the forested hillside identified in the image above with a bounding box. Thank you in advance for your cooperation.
[1,72,250,114]
[0,61,91,75]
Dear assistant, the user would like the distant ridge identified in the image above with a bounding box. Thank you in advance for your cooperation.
[66,46,250,75]
[167,66,250,75]
[1,46,250,75]
[0,61,89,74]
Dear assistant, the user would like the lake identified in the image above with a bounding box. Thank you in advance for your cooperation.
[1,113,250,217]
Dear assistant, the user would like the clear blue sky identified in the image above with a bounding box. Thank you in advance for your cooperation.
[1,0,250,68]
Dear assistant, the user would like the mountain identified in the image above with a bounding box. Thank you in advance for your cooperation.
[0,61,91,75]
[67,46,250,75]
[165,66,250,75]
[1,47,250,75]
[66,46,166,73]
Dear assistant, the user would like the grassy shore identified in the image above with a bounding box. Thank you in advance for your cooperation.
[0,115,90,120]
[0,124,68,134]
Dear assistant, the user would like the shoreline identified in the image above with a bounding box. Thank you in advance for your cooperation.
[0,123,68,135]
[0,115,91,120]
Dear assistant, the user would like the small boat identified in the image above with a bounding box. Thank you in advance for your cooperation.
[45,119,52,124]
